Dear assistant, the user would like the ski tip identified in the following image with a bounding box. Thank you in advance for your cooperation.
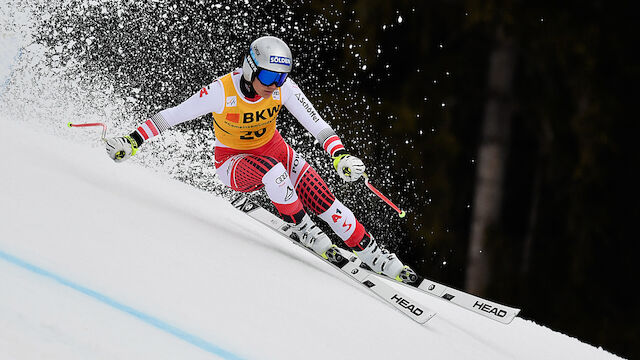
[491,308,521,324]
[421,311,437,324]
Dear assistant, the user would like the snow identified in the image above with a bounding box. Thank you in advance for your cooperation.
[0,101,624,360]
[0,12,625,360]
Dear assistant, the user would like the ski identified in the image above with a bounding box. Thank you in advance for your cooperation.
[334,247,521,324]
[230,195,436,325]
[231,195,520,325]
[395,270,520,324]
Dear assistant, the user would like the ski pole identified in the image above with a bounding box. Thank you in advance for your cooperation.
[362,173,407,218]
[67,122,108,142]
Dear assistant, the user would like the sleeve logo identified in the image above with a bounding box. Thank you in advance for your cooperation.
[226,96,237,107]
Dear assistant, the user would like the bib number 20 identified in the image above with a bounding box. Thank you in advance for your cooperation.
[240,128,267,140]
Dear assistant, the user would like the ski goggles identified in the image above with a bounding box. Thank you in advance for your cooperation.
[255,68,288,87]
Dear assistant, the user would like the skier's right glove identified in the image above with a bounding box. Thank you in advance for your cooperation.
[105,135,138,162]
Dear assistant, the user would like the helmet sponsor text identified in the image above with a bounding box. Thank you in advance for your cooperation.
[269,55,291,65]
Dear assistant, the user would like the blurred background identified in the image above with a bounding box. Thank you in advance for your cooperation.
[9,0,638,358]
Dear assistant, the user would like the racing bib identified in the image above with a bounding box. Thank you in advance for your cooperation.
[212,72,282,150]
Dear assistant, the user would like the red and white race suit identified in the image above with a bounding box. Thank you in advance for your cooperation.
[132,68,369,249]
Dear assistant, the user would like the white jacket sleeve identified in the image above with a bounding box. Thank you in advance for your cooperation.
[132,80,225,142]
[281,77,346,157]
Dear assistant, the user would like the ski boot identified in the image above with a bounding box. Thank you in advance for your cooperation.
[291,213,333,256]
[352,234,404,279]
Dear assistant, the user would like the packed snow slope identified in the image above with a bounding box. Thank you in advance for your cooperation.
[0,118,625,360]
[0,11,625,358]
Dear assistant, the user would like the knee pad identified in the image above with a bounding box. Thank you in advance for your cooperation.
[262,163,304,222]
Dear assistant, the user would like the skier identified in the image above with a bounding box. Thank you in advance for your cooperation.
[106,35,416,282]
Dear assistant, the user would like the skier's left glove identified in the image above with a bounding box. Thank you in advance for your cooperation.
[105,135,138,162]
[333,152,366,182]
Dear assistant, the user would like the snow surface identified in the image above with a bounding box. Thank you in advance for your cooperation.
[0,99,626,360]
[0,115,626,360]
[0,10,625,360]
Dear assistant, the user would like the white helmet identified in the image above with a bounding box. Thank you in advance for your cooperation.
[242,36,292,86]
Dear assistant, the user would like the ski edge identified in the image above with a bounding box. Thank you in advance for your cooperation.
[328,246,520,324]
[414,280,520,324]
[329,248,520,324]
[389,271,519,324]
[230,195,436,325]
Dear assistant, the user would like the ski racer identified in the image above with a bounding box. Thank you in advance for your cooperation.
[105,35,416,282]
